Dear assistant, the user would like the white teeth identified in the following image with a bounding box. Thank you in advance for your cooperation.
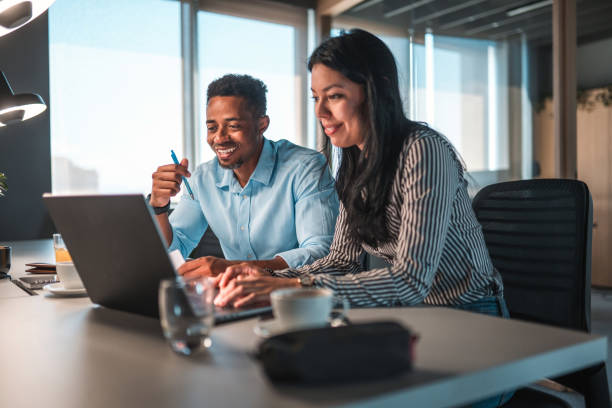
[217,147,237,155]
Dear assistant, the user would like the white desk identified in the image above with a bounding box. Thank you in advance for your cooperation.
[0,240,607,408]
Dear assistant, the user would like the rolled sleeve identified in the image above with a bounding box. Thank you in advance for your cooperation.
[275,155,339,267]
[275,247,315,269]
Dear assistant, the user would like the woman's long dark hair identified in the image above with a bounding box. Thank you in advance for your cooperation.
[309,29,417,247]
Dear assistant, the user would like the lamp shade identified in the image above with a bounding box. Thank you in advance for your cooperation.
[0,0,56,38]
[0,70,46,127]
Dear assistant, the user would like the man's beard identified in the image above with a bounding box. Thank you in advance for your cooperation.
[219,158,244,170]
[214,142,243,169]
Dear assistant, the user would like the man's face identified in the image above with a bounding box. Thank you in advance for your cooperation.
[206,96,267,170]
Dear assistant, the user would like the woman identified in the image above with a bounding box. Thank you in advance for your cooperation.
[215,29,507,319]
[217,29,513,407]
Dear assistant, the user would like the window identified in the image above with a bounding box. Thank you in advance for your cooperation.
[49,0,182,194]
[197,1,309,164]
[428,35,509,172]
[332,24,512,178]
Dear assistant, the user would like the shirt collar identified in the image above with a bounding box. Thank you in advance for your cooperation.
[214,138,276,190]
[249,138,275,186]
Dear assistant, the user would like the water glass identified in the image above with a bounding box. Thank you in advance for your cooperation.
[158,276,214,355]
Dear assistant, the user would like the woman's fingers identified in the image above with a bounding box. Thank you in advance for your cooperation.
[215,281,246,307]
[231,289,273,308]
[216,276,282,307]
[218,269,239,289]
[232,292,257,308]
[216,269,296,308]
[219,264,257,288]
[212,273,223,287]
[215,276,267,307]
[213,280,234,306]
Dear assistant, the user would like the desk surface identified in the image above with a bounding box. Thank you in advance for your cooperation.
[0,239,54,298]
[0,294,607,408]
[0,240,607,408]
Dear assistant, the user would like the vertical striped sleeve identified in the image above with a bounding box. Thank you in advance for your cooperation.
[310,135,458,306]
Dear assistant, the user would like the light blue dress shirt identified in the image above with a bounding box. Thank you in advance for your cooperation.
[168,138,339,268]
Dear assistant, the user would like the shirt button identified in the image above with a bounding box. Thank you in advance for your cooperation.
[247,254,252,259]
[240,226,245,231]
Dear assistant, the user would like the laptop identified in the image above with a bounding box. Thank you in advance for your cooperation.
[42,194,271,324]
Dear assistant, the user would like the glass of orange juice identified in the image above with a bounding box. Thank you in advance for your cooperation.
[53,233,72,263]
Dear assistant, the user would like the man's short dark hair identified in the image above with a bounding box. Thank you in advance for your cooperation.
[207,74,267,118]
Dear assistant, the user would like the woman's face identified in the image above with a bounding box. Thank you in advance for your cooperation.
[311,64,366,150]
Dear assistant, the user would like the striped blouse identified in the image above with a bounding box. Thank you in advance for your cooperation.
[274,127,504,307]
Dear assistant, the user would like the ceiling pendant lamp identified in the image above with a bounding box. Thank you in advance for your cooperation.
[0,0,56,38]
[0,70,46,127]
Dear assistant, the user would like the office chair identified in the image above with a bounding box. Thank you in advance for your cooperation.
[472,179,610,408]
[165,206,225,260]
[189,227,225,259]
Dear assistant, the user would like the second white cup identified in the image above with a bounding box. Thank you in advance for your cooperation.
[56,262,84,290]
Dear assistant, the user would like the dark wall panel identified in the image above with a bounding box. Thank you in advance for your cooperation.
[0,13,54,240]
[577,36,612,90]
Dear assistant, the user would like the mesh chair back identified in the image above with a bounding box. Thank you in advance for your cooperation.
[472,179,592,332]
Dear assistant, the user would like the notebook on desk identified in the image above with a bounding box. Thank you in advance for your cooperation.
[42,194,271,324]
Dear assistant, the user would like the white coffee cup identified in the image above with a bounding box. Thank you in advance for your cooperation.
[56,262,84,290]
[270,288,339,330]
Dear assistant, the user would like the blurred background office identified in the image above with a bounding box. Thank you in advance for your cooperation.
[1,0,612,286]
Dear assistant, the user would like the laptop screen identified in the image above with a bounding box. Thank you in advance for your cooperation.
[43,194,270,323]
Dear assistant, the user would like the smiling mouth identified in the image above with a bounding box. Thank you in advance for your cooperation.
[323,124,341,135]
[215,145,238,160]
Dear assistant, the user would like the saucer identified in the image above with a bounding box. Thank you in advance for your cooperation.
[253,319,284,338]
[43,283,87,296]
[253,319,332,338]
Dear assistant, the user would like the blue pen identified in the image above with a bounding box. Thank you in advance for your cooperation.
[170,150,195,200]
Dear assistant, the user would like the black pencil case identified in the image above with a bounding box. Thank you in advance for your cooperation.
[256,321,417,384]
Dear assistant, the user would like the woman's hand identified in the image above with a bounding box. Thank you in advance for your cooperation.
[214,263,299,308]
[177,256,230,279]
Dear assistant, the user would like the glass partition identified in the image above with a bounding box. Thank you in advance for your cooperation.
[333,0,555,190]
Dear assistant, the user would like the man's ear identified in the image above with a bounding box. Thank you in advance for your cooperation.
[258,115,270,135]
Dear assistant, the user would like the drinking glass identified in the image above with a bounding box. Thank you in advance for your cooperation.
[53,233,72,263]
[0,246,11,279]
[158,276,214,355]
[330,294,350,327]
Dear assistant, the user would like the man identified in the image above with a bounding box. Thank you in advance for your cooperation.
[149,74,338,278]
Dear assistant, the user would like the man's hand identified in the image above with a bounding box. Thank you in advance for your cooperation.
[150,158,191,207]
[177,256,230,279]
[214,264,299,308]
